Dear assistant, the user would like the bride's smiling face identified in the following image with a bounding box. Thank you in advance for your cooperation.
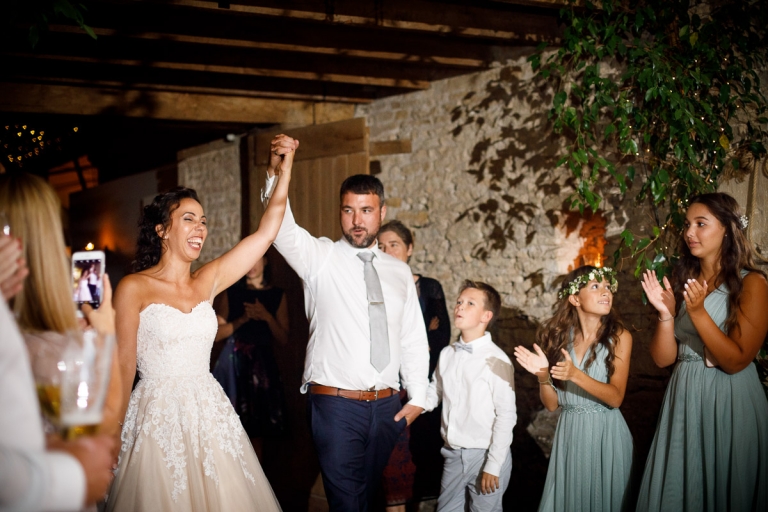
[159,197,207,260]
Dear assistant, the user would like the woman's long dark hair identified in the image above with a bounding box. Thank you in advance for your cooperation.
[672,192,766,336]
[132,187,201,272]
[536,266,625,387]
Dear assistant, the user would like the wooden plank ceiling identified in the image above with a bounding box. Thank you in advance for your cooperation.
[0,0,563,125]
[0,0,563,182]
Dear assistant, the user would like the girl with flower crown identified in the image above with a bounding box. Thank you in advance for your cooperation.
[636,192,768,512]
[515,265,634,511]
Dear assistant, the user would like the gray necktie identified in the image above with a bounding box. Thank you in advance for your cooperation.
[454,342,473,354]
[357,252,390,372]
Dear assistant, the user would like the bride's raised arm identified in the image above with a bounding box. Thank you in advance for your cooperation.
[203,134,298,299]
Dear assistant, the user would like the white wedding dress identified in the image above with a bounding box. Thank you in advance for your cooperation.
[106,301,282,511]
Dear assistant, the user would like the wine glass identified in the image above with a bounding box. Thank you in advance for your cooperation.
[30,330,115,439]
[28,334,67,435]
[58,330,115,439]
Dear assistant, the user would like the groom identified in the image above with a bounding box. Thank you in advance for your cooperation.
[262,135,429,511]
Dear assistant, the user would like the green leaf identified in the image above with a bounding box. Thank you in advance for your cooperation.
[620,229,634,246]
[83,24,97,40]
[719,134,730,150]
[634,259,645,279]
[554,91,567,109]
[28,25,40,48]
[635,237,651,254]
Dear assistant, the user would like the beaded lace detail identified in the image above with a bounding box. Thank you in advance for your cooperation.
[119,302,256,501]
[678,353,703,362]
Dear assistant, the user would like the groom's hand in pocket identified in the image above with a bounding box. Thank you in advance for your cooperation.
[394,404,423,426]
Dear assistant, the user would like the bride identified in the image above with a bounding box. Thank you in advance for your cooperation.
[106,135,298,511]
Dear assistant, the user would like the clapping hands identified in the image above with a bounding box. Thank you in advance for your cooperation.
[515,344,580,383]
[514,343,550,382]
[551,349,578,382]
[682,277,710,315]
[641,270,675,320]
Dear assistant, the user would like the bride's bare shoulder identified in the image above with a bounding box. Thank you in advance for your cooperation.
[114,273,156,309]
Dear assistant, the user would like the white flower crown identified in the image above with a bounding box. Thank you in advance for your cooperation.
[558,267,619,300]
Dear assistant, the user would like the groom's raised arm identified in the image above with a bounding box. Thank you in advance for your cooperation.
[261,173,333,281]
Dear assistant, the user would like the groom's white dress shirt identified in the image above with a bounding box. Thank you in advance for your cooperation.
[263,175,429,407]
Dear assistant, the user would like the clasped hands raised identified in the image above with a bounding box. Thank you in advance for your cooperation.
[268,134,299,177]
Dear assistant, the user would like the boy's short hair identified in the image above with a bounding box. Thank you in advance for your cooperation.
[458,280,501,327]
[339,174,385,204]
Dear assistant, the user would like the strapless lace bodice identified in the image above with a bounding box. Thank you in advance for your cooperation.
[137,301,218,379]
[115,300,264,505]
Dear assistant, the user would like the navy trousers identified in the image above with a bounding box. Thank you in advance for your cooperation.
[308,392,407,511]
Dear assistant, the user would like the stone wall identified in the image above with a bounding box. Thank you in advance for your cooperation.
[357,56,634,326]
[177,138,242,266]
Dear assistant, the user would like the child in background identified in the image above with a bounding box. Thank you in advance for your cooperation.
[424,280,516,512]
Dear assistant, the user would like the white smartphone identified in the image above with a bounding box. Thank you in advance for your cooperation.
[72,251,105,310]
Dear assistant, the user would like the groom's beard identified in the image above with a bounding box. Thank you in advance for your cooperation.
[343,225,379,249]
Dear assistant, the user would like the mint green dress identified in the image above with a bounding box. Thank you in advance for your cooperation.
[637,275,768,511]
[538,342,634,512]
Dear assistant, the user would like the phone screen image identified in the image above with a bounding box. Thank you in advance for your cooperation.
[72,258,104,307]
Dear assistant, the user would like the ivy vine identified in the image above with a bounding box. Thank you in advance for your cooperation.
[2,0,96,48]
[530,0,768,278]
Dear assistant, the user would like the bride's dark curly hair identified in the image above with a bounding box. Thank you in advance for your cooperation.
[672,192,766,336]
[132,187,201,272]
[536,266,626,389]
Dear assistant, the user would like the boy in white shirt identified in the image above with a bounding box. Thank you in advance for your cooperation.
[425,280,517,511]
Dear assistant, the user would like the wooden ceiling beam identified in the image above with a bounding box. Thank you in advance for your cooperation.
[49,25,489,68]
[14,53,431,90]
[145,0,561,42]
[0,83,356,125]
[1,55,418,102]
[12,31,469,86]
[78,2,534,64]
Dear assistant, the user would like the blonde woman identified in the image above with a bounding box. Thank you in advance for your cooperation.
[0,173,122,438]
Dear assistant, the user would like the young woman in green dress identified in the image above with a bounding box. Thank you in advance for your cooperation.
[637,192,768,511]
[515,266,634,512]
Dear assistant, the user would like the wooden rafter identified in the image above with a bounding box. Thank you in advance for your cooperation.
[0,0,563,123]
